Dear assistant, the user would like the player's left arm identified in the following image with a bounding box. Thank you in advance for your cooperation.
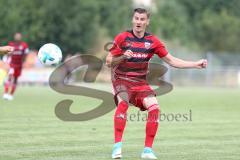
[162,53,208,69]
[22,42,30,61]
[23,42,30,54]
[0,46,14,54]
[154,37,207,69]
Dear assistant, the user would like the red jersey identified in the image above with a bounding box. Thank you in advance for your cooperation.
[110,30,168,81]
[8,41,29,68]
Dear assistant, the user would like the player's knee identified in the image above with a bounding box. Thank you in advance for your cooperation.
[143,95,158,109]
[117,92,128,103]
[147,104,160,112]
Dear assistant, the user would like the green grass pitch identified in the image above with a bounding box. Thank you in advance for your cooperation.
[0,85,240,160]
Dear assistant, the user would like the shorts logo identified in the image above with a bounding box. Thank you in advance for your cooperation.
[144,42,151,49]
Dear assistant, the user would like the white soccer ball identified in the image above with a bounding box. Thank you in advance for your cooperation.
[38,43,62,66]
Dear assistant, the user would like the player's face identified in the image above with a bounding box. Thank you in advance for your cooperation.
[14,33,22,42]
[132,12,149,33]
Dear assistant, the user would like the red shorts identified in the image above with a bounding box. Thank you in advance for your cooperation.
[112,77,156,111]
[9,67,22,78]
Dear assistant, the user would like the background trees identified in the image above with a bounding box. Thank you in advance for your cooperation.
[0,0,239,55]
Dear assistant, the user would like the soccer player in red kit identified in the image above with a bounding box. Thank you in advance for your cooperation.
[3,33,29,100]
[106,8,207,159]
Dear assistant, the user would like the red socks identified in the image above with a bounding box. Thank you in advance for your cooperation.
[10,84,16,95]
[4,80,16,95]
[114,101,128,143]
[145,106,159,148]
[4,81,10,93]
[114,101,159,148]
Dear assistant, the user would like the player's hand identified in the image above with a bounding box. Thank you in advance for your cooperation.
[195,59,208,69]
[123,50,134,59]
[0,46,14,54]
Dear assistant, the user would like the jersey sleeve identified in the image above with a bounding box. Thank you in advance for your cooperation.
[109,33,125,56]
[154,38,168,58]
[23,42,29,54]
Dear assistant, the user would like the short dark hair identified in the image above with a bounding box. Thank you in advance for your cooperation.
[133,8,150,18]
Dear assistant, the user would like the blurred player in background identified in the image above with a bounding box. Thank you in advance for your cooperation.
[2,33,29,100]
[106,8,207,159]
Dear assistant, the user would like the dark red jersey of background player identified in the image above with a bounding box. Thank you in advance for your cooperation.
[110,30,168,81]
[8,41,29,68]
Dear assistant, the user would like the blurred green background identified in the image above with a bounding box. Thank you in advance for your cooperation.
[1,0,240,54]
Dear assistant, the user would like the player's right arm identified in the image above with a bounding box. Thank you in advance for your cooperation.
[106,50,133,67]
[0,46,14,54]
[106,32,133,68]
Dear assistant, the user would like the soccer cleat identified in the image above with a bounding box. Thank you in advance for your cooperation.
[112,142,122,159]
[141,147,157,159]
[2,93,9,100]
[7,94,14,101]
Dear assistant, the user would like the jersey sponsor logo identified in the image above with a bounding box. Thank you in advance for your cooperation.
[132,53,148,59]
[12,50,23,55]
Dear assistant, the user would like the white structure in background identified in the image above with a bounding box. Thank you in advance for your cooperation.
[238,70,240,87]
[18,68,54,85]
[133,0,152,7]
[132,0,157,12]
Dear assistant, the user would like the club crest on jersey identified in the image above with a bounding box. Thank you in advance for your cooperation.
[144,42,151,49]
